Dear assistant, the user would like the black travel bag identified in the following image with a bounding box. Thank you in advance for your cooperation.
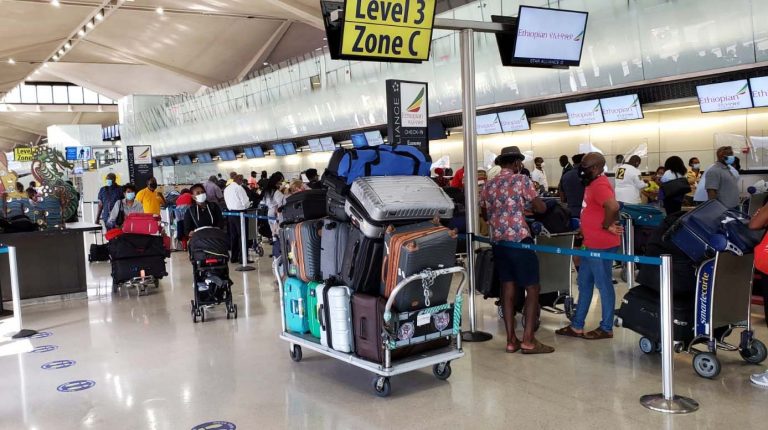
[108,234,166,261]
[89,231,110,262]
[615,285,695,345]
[340,225,383,294]
[111,256,167,283]
[281,189,327,224]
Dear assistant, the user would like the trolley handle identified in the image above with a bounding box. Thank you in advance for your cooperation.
[382,266,467,324]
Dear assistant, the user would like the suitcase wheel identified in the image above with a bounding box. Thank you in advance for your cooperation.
[226,304,238,320]
[372,376,391,398]
[289,345,302,362]
[740,338,767,365]
[639,337,659,355]
[433,362,452,381]
[692,352,721,379]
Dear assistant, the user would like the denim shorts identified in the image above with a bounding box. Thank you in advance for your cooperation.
[491,238,540,287]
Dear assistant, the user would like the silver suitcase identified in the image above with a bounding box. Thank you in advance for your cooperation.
[347,176,454,222]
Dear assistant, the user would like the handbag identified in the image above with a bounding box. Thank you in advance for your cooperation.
[755,233,768,274]
[659,176,691,199]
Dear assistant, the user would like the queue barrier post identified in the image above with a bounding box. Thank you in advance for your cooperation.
[625,217,635,288]
[235,212,255,272]
[1,246,38,339]
[640,254,699,414]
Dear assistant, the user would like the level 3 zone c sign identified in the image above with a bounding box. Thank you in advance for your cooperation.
[341,0,436,61]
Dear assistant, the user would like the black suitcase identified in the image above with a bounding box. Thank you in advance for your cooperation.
[282,189,327,224]
[323,174,349,222]
[615,285,695,345]
[111,256,167,283]
[108,234,166,261]
[475,248,499,298]
[340,226,383,294]
[89,231,109,262]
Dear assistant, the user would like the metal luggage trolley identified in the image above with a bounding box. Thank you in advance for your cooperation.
[275,261,467,397]
[687,251,767,378]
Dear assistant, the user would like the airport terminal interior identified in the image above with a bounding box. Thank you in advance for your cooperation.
[2,0,768,429]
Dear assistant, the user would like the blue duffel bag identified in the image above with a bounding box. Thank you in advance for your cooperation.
[325,144,431,185]
[620,203,665,227]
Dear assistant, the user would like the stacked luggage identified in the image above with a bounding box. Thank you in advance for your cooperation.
[108,233,167,294]
[279,144,462,369]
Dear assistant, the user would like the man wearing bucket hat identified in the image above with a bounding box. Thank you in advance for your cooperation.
[480,146,554,354]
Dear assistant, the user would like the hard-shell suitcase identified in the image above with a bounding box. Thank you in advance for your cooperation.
[320,218,350,281]
[283,277,309,334]
[615,284,694,345]
[620,204,665,227]
[382,221,457,311]
[352,294,452,364]
[317,284,354,353]
[282,189,328,224]
[666,199,734,262]
[307,282,321,339]
[475,247,500,299]
[340,226,383,294]
[348,176,454,222]
[123,213,161,235]
[111,256,167,283]
[282,220,323,282]
[323,174,350,222]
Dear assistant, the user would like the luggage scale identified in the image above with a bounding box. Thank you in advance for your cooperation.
[276,261,466,397]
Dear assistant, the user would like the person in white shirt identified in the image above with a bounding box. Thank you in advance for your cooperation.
[531,157,548,193]
[613,155,647,204]
[224,175,252,264]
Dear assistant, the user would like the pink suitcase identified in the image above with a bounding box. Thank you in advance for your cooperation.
[123,213,161,235]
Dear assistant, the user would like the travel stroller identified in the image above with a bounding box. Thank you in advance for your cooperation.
[108,234,167,295]
[188,227,237,322]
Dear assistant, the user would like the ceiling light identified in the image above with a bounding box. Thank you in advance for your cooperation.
[51,0,60,7]
[156,7,164,15]
[95,11,104,21]
[263,62,269,66]
[86,20,94,29]
[58,49,65,55]
[78,28,85,37]
[52,55,59,61]
[7,58,15,65]
[64,42,71,50]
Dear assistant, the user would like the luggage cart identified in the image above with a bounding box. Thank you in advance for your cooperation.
[118,272,159,296]
[276,261,466,397]
[247,207,266,258]
[686,252,767,378]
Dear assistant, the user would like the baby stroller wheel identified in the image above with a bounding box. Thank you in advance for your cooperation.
[740,339,767,365]
[200,308,206,323]
[256,246,264,258]
[639,337,656,354]
[693,352,721,379]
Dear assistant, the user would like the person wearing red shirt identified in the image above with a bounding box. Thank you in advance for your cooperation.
[449,167,465,188]
[556,153,623,340]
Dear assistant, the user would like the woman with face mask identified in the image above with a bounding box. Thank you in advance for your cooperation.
[183,183,224,236]
[107,183,144,229]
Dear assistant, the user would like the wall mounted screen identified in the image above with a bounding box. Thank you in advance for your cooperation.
[351,133,367,148]
[364,131,384,146]
[273,144,286,156]
[697,80,753,113]
[320,137,336,151]
[476,113,503,135]
[511,6,588,68]
[600,94,643,122]
[283,142,296,155]
[244,146,264,159]
[196,152,213,163]
[565,100,604,126]
[218,150,236,161]
[307,139,323,152]
[750,77,768,108]
[161,156,174,166]
[498,110,530,132]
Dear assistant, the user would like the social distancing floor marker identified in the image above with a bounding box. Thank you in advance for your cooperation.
[191,421,236,430]
[57,380,95,392]
[41,360,76,370]
[29,345,58,353]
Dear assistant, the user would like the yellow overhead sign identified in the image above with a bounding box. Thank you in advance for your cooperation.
[13,148,34,162]
[341,0,436,62]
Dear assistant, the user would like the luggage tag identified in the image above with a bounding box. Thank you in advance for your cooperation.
[416,312,431,327]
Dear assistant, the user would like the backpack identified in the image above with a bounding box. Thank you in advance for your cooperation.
[533,200,572,234]
[325,144,431,185]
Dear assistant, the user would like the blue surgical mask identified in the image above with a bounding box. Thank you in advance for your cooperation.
[125,192,136,201]
[725,155,736,165]
[106,179,113,186]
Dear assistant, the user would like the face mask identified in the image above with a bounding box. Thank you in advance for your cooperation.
[725,155,735,165]
[539,162,545,167]
[578,165,597,186]
[106,179,113,186]
[149,183,157,190]
[125,192,136,201]
[692,163,700,170]
[195,194,207,204]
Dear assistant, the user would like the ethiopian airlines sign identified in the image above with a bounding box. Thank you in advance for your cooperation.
[697,80,753,113]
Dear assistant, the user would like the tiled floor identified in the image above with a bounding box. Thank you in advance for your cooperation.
[1,246,766,429]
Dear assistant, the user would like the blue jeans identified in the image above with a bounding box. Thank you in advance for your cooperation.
[572,247,619,332]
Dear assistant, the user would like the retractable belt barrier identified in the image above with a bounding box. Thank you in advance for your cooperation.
[470,234,699,414]
[221,212,275,221]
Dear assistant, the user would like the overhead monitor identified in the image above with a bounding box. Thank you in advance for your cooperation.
[196,152,213,163]
[273,144,287,156]
[476,113,503,135]
[178,155,192,165]
[161,156,175,167]
[307,139,323,153]
[319,136,336,151]
[218,150,236,161]
[696,80,753,113]
[244,146,264,159]
[350,133,367,148]
[498,110,530,132]
[364,130,384,146]
[600,94,643,122]
[282,142,296,155]
[565,100,604,126]
[750,76,768,108]
[64,147,78,161]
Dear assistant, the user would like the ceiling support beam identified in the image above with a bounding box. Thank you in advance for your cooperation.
[262,0,324,29]
[0,120,45,136]
[236,20,292,82]
[80,40,219,87]
[0,104,118,113]
[70,112,83,124]
[0,38,67,59]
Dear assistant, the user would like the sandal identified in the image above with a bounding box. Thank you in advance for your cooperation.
[555,326,584,338]
[583,328,613,340]
[506,342,521,353]
[521,340,555,355]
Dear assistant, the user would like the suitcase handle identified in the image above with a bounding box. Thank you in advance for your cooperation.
[318,304,326,330]
[291,299,305,317]
[359,317,367,340]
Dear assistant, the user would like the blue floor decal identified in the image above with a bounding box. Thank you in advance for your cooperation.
[41,360,76,370]
[57,380,95,392]
[29,345,58,353]
[31,331,53,339]
[191,421,236,430]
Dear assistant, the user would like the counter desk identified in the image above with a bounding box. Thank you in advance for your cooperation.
[0,222,101,302]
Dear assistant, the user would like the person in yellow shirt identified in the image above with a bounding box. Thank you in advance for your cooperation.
[135,177,165,215]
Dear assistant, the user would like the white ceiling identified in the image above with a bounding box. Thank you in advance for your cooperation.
[0,0,327,151]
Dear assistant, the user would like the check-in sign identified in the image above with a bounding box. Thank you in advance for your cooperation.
[342,0,436,62]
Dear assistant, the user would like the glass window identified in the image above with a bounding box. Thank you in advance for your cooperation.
[98,94,113,104]
[36,85,53,104]
[67,86,82,104]
[3,85,21,103]
[83,88,98,104]
[20,85,37,103]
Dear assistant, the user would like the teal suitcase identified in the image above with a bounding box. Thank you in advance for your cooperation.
[284,277,309,333]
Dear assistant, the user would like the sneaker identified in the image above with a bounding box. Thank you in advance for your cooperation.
[750,371,768,388]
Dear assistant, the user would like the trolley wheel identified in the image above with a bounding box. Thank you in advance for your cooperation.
[740,339,768,365]
[693,352,721,379]
[639,337,656,354]
[193,309,200,323]
[674,342,686,354]
[200,308,205,323]
[289,345,302,362]
[233,304,238,319]
[256,247,264,258]
[372,376,391,398]
[433,362,452,381]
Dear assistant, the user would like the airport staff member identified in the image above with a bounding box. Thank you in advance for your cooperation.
[224,174,252,264]
[135,177,165,215]
[614,155,647,204]
[97,173,123,225]
[706,146,741,209]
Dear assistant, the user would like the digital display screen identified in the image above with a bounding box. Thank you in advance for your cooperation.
[364,130,384,146]
[218,150,236,161]
[320,136,336,151]
[274,144,286,156]
[749,77,768,108]
[307,139,323,152]
[161,157,174,166]
[351,133,367,148]
[178,155,192,165]
[283,142,296,155]
[512,6,588,68]
[498,110,530,132]
[196,152,213,163]
[565,100,604,126]
[697,80,753,113]
[244,146,264,158]
[600,94,643,122]
[476,113,503,135]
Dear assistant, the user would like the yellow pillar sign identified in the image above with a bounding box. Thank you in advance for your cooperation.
[341,0,436,62]
[13,148,34,162]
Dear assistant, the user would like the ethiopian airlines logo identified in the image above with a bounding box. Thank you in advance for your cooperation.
[735,83,749,96]
[573,30,585,42]
[630,96,639,108]
[407,87,425,113]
